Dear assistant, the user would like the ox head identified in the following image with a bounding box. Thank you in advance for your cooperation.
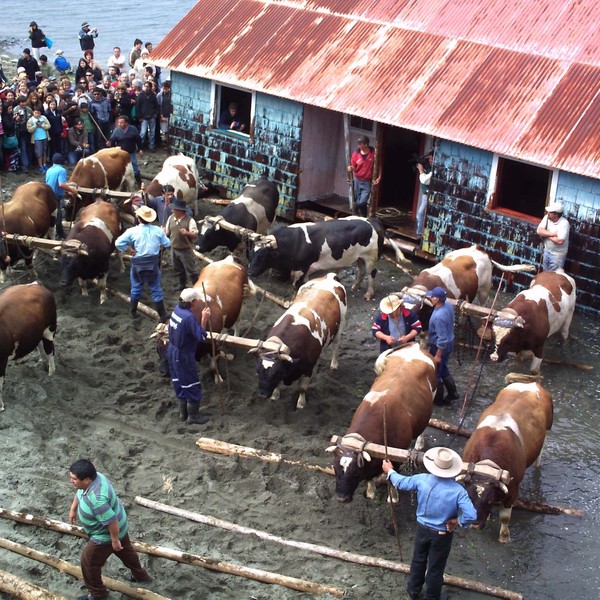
[59,240,88,287]
[247,235,278,277]
[489,311,527,364]
[325,435,378,503]
[249,337,293,398]
[456,468,509,529]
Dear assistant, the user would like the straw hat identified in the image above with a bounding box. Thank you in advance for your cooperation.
[135,205,157,223]
[423,447,463,478]
[379,294,402,315]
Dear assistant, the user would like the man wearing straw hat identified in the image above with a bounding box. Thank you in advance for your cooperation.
[383,448,477,600]
[115,205,171,320]
[371,293,422,354]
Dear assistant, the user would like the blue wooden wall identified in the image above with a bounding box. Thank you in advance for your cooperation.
[169,72,302,220]
[425,140,600,315]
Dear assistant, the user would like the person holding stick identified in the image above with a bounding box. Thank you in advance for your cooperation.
[68,459,151,600]
[382,447,477,600]
[167,288,211,425]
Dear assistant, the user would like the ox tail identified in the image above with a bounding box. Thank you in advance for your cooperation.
[504,372,543,385]
[370,218,409,263]
[491,259,537,273]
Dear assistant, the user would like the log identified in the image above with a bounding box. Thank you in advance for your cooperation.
[133,540,345,598]
[382,253,413,276]
[135,497,522,600]
[428,417,472,438]
[0,509,344,598]
[196,437,335,476]
[0,569,68,600]
[106,287,160,321]
[201,197,231,206]
[513,498,585,518]
[193,250,291,308]
[0,538,168,600]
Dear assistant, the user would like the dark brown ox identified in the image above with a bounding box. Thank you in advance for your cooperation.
[403,245,492,323]
[64,148,135,217]
[327,343,436,503]
[0,282,57,412]
[251,272,347,409]
[460,374,553,543]
[0,182,57,283]
[490,270,576,374]
[59,201,124,304]
[192,255,256,381]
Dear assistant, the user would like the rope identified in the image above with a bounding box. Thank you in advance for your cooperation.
[240,290,265,338]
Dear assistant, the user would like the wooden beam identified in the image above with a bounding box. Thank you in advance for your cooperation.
[135,497,522,600]
[2,234,88,255]
[0,569,68,600]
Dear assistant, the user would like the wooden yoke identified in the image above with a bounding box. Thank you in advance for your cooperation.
[329,434,511,486]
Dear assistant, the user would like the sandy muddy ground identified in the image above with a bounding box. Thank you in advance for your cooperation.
[0,148,596,600]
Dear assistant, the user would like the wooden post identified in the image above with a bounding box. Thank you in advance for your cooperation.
[196,437,334,475]
[0,510,344,598]
[0,538,168,600]
[135,497,523,600]
[0,570,68,600]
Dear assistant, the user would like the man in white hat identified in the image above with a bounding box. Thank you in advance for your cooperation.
[167,288,211,425]
[536,201,570,272]
[383,448,477,600]
[115,205,171,319]
[371,293,422,354]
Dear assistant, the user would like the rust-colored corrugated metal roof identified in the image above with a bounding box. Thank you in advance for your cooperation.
[153,0,600,179]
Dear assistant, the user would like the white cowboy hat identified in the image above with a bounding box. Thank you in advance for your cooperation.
[135,205,157,223]
[379,294,402,315]
[180,288,201,302]
[423,447,463,478]
[545,202,564,214]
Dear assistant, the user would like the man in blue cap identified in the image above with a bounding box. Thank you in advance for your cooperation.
[426,286,458,405]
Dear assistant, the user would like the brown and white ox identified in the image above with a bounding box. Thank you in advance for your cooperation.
[153,256,255,380]
[459,373,553,543]
[402,245,492,323]
[59,201,124,304]
[0,282,57,412]
[327,343,436,503]
[490,270,576,374]
[251,272,347,409]
[64,148,135,217]
[0,182,57,283]
[145,154,203,206]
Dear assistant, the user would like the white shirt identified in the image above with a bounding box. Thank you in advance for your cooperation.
[539,215,569,255]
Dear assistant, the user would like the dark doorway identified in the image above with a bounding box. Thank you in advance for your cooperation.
[379,126,422,212]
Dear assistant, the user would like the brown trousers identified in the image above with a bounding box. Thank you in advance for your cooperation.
[81,532,149,597]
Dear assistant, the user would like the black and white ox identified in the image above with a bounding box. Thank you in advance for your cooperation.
[251,272,346,409]
[460,373,553,543]
[0,282,57,412]
[490,270,576,373]
[248,217,406,300]
[326,343,436,502]
[197,178,279,252]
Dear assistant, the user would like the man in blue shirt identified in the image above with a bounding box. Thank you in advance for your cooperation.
[383,447,477,600]
[167,288,211,425]
[426,286,458,406]
[45,152,68,238]
[115,205,171,320]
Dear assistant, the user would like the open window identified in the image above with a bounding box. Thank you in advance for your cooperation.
[488,155,558,219]
[212,83,254,137]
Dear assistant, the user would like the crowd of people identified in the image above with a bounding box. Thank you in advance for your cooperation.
[0,24,173,175]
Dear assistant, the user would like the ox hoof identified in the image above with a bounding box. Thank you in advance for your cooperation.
[363,293,373,301]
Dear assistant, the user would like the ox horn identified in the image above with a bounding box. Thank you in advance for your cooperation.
[362,451,372,462]
[258,234,277,249]
[325,445,336,453]
[455,473,466,483]
[498,481,509,495]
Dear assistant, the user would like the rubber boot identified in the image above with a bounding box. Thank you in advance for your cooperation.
[443,376,460,402]
[433,382,449,406]
[130,299,139,318]
[186,402,209,425]
[135,173,142,186]
[178,399,188,422]
[155,300,168,322]
[176,275,187,292]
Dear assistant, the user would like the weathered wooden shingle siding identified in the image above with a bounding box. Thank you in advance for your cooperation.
[425,141,600,315]
[169,73,302,220]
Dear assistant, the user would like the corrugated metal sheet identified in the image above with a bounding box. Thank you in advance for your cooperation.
[152,0,600,179]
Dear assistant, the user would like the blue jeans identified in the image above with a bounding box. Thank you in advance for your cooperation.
[353,178,371,216]
[18,135,30,169]
[129,151,140,179]
[429,342,453,385]
[140,118,156,149]
[416,192,428,235]
[542,250,567,272]
[407,523,454,600]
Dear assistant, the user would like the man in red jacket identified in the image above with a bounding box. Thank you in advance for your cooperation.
[348,135,380,217]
